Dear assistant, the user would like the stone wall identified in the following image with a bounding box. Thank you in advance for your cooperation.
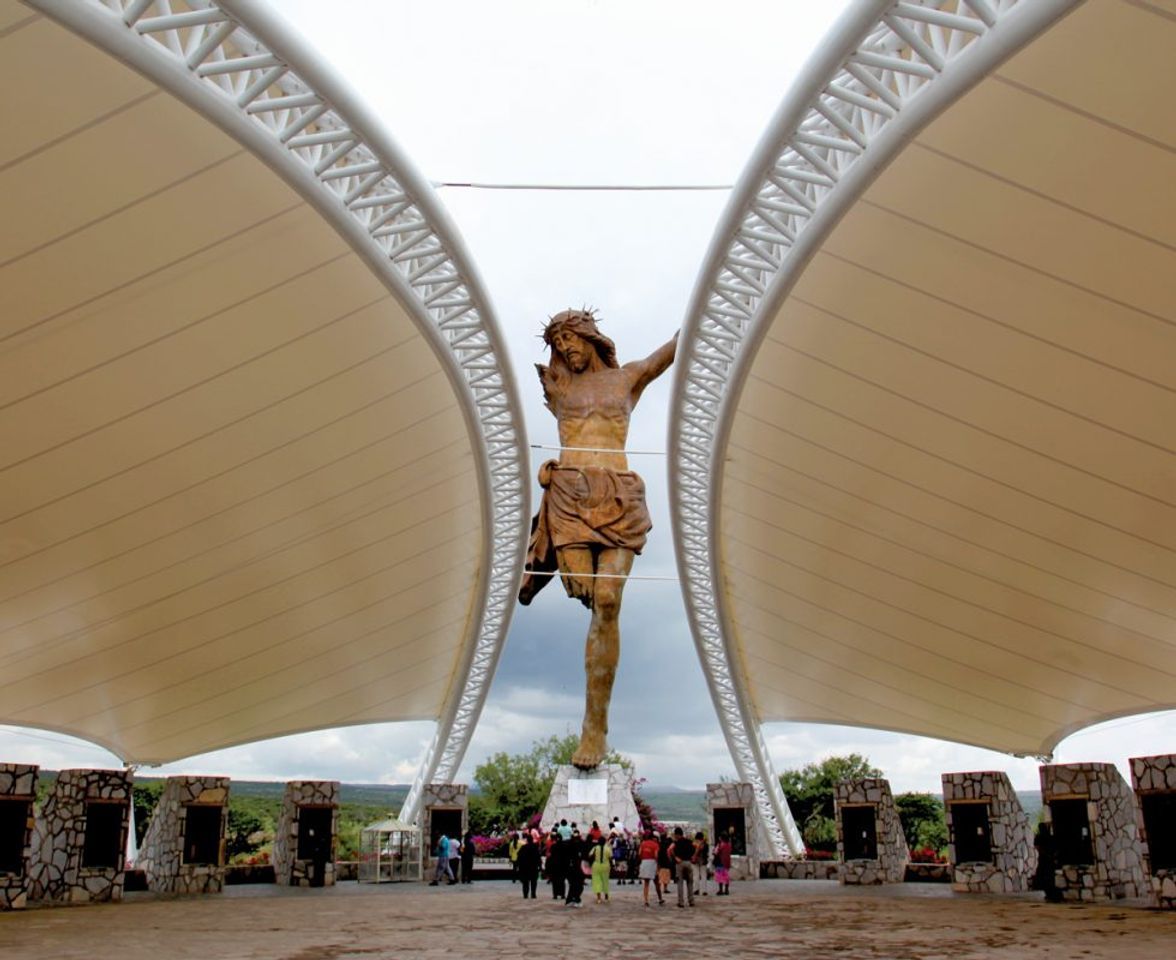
[420,783,466,880]
[28,768,131,903]
[706,782,763,881]
[0,764,38,910]
[1130,753,1176,908]
[272,780,339,887]
[1040,763,1146,902]
[138,776,230,895]
[835,778,908,885]
[942,770,1035,893]
[760,859,838,880]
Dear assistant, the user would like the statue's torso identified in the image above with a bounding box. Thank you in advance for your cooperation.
[552,368,633,471]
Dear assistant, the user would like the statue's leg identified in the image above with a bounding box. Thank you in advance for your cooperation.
[572,547,634,769]
[556,545,595,608]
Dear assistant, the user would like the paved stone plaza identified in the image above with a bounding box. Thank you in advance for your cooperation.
[1,878,1173,960]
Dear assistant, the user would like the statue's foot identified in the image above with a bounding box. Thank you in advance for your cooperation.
[571,729,606,770]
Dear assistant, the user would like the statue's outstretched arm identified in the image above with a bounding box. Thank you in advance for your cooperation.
[625,330,679,404]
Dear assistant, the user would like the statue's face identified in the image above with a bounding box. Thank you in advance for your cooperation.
[552,328,593,372]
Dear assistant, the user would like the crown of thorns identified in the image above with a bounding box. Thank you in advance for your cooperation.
[540,307,618,368]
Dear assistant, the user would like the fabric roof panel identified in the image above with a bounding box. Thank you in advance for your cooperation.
[716,0,1176,755]
[912,81,1176,248]
[725,441,1176,643]
[818,203,1176,394]
[725,471,1175,696]
[0,206,350,391]
[0,16,155,167]
[993,0,1176,148]
[0,153,301,338]
[0,93,241,264]
[737,346,1173,572]
[0,431,474,677]
[727,572,1076,745]
[0,255,393,487]
[0,1,513,768]
[791,250,1176,457]
[861,145,1173,322]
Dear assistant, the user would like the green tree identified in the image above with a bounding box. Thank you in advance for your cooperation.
[778,754,882,853]
[468,733,632,833]
[225,797,275,860]
[895,792,948,853]
[131,781,163,846]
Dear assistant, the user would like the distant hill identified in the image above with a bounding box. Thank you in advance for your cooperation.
[128,776,409,810]
[1017,790,1044,822]
[47,773,1044,825]
[637,788,1045,827]
[639,788,707,823]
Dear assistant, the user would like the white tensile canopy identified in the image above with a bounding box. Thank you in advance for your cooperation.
[671,0,1176,855]
[0,0,527,815]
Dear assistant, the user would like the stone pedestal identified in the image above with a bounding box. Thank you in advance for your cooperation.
[706,782,763,881]
[835,777,908,885]
[138,776,230,895]
[1040,762,1146,902]
[1130,753,1176,908]
[0,764,38,910]
[541,765,640,838]
[29,768,132,903]
[942,770,1035,893]
[421,783,467,881]
[273,781,339,887]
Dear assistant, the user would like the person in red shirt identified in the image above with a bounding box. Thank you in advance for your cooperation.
[637,829,662,906]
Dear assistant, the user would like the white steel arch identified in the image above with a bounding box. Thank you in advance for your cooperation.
[23,0,529,825]
[668,0,1084,859]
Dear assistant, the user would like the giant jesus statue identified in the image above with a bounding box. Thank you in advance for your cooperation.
[518,309,677,769]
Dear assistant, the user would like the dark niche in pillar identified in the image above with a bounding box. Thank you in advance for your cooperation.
[183,805,223,865]
[82,801,127,869]
[1050,798,1094,867]
[1140,793,1176,872]
[428,808,463,859]
[296,807,333,888]
[841,805,878,861]
[712,807,747,857]
[949,801,994,864]
[0,799,32,875]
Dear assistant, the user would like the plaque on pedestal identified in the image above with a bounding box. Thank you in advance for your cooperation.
[541,765,641,834]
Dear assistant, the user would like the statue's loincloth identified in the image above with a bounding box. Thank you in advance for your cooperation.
[517,459,651,605]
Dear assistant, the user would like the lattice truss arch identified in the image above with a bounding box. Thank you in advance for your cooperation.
[28,0,530,825]
[670,0,1081,859]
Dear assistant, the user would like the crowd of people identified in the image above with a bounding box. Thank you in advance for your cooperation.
[429,819,736,908]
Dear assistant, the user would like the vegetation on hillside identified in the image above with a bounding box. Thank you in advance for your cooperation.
[778,754,948,858]
[130,780,403,863]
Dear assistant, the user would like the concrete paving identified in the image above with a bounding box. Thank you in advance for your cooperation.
[1,878,1173,959]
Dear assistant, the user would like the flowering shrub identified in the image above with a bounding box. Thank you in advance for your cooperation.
[909,846,947,864]
[631,778,667,834]
[471,835,510,857]
[803,848,837,861]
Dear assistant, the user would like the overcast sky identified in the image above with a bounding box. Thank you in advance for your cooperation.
[2,0,1172,795]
